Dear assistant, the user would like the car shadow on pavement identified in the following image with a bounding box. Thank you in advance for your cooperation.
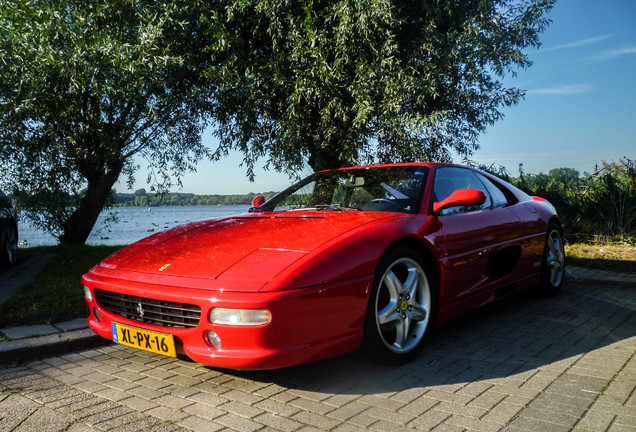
[223,279,636,394]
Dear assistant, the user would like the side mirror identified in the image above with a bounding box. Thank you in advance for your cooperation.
[433,189,486,214]
[251,195,266,209]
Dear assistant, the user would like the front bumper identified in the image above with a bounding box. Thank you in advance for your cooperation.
[83,268,372,370]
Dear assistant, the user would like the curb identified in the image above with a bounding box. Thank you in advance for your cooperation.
[0,328,109,365]
[566,265,636,284]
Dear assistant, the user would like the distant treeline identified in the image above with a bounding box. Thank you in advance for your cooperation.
[112,189,279,207]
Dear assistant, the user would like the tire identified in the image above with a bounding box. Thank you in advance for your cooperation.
[539,222,565,295]
[363,246,436,363]
[1,223,18,268]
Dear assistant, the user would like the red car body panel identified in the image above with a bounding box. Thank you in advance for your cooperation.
[82,162,561,369]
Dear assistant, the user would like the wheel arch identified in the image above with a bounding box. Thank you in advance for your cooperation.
[380,236,440,288]
[548,216,564,233]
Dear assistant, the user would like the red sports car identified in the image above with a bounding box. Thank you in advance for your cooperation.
[82,163,565,369]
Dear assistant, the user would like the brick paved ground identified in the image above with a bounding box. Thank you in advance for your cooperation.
[1,277,635,432]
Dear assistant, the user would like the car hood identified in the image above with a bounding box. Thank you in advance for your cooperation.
[97,212,392,287]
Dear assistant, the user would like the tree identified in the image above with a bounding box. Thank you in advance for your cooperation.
[0,0,211,244]
[205,0,554,175]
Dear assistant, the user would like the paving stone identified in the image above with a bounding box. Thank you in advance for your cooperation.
[153,383,199,399]
[42,393,92,413]
[94,386,133,402]
[135,376,172,390]
[326,401,369,422]
[332,424,372,432]
[576,409,616,431]
[145,405,190,422]
[520,405,581,428]
[103,377,139,391]
[346,411,378,428]
[270,390,301,404]
[614,412,636,428]
[467,388,507,410]
[509,417,571,432]
[214,412,266,432]
[152,394,193,410]
[253,398,302,417]
[114,369,146,382]
[12,406,72,432]
[109,416,165,432]
[67,423,101,432]
[254,412,303,432]
[290,396,336,415]
[292,410,341,430]
[322,392,360,407]
[435,401,489,419]
[2,277,636,432]
[443,414,503,432]
[406,409,451,430]
[73,401,124,424]
[178,415,225,432]
[54,373,88,386]
[182,401,226,421]
[189,391,231,408]
[0,394,41,430]
[608,424,636,432]
[118,395,161,412]
[222,388,264,405]
[479,401,524,425]
[126,384,167,400]
[92,411,147,431]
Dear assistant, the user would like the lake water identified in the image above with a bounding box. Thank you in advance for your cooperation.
[18,205,251,247]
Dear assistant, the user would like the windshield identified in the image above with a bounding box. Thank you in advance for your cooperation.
[257,166,428,214]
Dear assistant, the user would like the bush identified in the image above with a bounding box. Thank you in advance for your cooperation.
[511,159,635,242]
[579,160,636,239]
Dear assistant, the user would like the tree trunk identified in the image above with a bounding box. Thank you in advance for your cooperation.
[59,166,123,245]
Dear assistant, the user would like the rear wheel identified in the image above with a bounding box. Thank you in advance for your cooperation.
[540,222,565,295]
[1,224,18,267]
[363,246,436,363]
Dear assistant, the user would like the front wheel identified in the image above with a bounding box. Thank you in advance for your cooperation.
[363,247,436,363]
[539,223,565,295]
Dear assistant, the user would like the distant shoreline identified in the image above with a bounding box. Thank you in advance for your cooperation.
[112,191,278,207]
[18,205,252,248]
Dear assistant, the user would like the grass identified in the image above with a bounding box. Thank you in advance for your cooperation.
[565,239,636,273]
[0,245,122,329]
[0,239,634,331]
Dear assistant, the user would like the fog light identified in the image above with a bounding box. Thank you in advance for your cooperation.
[206,330,222,348]
[84,286,93,301]
[209,308,271,326]
[93,307,101,322]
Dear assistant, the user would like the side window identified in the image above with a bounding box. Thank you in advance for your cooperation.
[433,167,492,215]
[476,173,509,208]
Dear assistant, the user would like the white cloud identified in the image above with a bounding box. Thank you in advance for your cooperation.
[593,46,636,61]
[540,35,614,53]
[527,84,593,96]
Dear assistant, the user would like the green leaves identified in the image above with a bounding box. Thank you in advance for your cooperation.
[204,0,555,173]
[0,0,212,243]
[0,0,556,243]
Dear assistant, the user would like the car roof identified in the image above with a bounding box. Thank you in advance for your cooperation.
[316,162,455,173]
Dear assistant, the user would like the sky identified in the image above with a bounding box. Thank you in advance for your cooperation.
[118,0,636,195]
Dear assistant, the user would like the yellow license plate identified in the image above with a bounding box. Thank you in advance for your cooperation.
[111,322,176,357]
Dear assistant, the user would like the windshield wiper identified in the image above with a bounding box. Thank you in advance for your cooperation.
[314,204,362,211]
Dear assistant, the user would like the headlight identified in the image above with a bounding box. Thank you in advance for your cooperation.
[83,286,93,301]
[209,308,271,326]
